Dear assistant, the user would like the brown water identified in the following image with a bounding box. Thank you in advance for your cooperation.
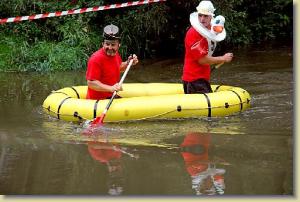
[0,45,293,196]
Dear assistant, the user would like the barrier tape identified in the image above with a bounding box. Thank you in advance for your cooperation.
[0,0,166,24]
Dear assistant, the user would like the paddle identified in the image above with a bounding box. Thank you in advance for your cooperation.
[90,59,134,126]
[211,62,224,72]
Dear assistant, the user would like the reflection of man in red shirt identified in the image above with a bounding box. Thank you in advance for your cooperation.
[88,141,122,163]
[180,132,226,195]
[87,140,138,195]
[88,141,123,195]
[86,24,138,100]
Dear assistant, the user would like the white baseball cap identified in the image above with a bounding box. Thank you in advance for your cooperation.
[196,1,215,16]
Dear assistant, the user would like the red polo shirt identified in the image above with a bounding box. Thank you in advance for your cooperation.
[182,27,210,82]
[86,48,122,100]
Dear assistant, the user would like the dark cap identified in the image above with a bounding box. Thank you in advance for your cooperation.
[103,24,121,41]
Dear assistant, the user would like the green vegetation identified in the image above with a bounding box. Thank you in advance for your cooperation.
[0,0,293,72]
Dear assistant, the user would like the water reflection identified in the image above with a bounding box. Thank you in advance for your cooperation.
[0,117,292,195]
[87,137,139,195]
[180,132,225,195]
[83,128,228,196]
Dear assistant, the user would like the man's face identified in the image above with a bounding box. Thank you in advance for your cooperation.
[103,40,120,56]
[198,14,212,29]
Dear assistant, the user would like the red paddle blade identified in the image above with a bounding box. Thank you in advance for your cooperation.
[91,113,106,125]
[82,114,105,135]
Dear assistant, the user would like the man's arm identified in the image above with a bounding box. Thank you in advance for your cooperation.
[198,53,233,65]
[87,80,121,92]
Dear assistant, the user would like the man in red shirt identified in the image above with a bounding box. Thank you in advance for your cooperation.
[182,1,233,94]
[86,24,138,100]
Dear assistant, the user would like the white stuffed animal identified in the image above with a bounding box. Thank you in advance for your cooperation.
[211,15,225,34]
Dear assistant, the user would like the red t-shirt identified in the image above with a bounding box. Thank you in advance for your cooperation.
[182,27,210,82]
[86,48,122,100]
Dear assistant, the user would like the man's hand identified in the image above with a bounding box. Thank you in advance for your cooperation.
[111,83,122,92]
[127,54,139,65]
[222,53,233,63]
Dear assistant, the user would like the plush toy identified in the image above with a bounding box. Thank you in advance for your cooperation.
[211,15,225,34]
[190,12,226,42]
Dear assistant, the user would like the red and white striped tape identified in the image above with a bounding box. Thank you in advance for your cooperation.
[0,0,166,24]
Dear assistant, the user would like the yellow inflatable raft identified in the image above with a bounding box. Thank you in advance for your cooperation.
[42,83,251,122]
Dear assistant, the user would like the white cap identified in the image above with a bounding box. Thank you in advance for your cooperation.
[196,1,215,16]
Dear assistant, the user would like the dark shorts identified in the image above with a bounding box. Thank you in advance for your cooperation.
[183,79,212,94]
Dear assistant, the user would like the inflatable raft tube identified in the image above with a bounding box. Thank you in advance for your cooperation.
[42,83,251,122]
